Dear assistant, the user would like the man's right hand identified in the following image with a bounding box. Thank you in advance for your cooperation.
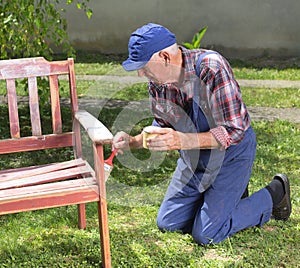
[112,131,131,152]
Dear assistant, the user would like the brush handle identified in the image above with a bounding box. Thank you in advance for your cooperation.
[104,149,118,166]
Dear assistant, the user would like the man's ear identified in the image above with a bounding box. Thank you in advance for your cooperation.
[158,51,170,64]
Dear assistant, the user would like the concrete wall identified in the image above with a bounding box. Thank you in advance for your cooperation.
[62,0,300,59]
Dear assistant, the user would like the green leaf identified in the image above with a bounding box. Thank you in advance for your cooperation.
[86,9,93,19]
[193,27,207,48]
[182,42,194,49]
[183,26,208,49]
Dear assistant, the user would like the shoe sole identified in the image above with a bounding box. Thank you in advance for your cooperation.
[272,173,292,221]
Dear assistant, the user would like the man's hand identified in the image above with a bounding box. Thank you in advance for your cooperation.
[112,131,130,153]
[146,127,220,151]
[145,127,191,151]
[112,131,143,152]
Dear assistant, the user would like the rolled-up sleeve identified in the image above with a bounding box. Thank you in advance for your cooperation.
[199,56,250,149]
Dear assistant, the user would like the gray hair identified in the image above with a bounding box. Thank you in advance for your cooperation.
[151,43,178,59]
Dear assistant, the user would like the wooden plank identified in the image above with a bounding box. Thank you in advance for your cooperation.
[28,76,41,136]
[0,57,69,80]
[73,120,83,159]
[75,110,113,144]
[0,166,93,190]
[93,143,112,267]
[0,158,86,179]
[0,186,99,215]
[98,196,112,268]
[49,75,62,134]
[0,132,73,154]
[92,143,112,267]
[68,58,78,114]
[6,79,20,138]
[0,177,97,199]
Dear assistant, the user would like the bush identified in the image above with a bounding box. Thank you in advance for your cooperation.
[0,0,92,60]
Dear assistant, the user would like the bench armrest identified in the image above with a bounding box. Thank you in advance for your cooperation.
[75,110,113,144]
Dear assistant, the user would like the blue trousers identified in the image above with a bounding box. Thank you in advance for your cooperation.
[156,127,273,244]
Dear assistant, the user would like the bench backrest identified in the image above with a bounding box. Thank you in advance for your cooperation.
[0,57,78,155]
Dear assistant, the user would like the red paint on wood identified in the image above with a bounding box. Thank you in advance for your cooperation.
[0,133,73,154]
[6,79,20,138]
[0,187,99,215]
[49,75,62,134]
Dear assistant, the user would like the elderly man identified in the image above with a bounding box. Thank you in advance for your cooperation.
[112,23,291,244]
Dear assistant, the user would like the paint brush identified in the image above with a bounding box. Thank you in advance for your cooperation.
[104,149,118,181]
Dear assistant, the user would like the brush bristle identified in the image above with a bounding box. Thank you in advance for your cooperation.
[104,163,113,181]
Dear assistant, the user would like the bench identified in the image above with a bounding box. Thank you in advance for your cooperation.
[0,57,113,267]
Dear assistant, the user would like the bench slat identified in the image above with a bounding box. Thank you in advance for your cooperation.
[0,166,93,190]
[0,158,86,180]
[28,76,41,136]
[49,75,62,134]
[0,57,69,79]
[0,177,96,199]
[6,79,20,138]
[0,133,73,154]
[0,179,99,215]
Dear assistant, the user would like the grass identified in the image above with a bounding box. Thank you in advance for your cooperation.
[0,54,299,267]
[68,51,300,80]
[241,87,300,108]
[1,80,299,109]
[73,64,300,80]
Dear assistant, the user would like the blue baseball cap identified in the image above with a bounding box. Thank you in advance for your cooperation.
[122,23,176,71]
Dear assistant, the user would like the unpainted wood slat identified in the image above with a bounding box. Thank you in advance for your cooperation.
[0,158,86,180]
[0,132,73,155]
[0,177,97,199]
[0,158,87,178]
[75,110,113,144]
[0,57,69,80]
[6,79,20,138]
[28,76,41,136]
[0,165,93,190]
[49,75,62,134]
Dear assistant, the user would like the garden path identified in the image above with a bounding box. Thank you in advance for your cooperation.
[0,76,299,123]
[75,75,300,124]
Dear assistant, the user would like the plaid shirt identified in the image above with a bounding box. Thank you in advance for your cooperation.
[149,46,251,149]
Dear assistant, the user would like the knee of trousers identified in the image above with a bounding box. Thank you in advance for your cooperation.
[191,220,231,245]
[191,230,214,245]
[156,214,173,232]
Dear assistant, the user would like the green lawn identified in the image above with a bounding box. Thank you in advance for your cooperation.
[70,51,300,80]
[0,55,299,267]
[73,62,300,80]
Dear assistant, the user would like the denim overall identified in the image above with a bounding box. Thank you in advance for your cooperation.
[156,52,273,244]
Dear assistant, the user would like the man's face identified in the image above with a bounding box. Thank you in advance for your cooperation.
[138,54,182,85]
[138,59,167,84]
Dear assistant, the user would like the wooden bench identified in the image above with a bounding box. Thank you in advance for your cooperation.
[0,57,113,267]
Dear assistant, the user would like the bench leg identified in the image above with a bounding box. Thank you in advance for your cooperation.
[77,203,86,229]
[98,197,111,268]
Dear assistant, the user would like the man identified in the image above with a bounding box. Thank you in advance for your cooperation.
[112,23,291,244]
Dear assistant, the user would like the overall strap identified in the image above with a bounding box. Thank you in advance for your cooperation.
[195,51,218,77]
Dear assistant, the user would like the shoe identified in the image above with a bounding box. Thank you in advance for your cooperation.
[241,184,249,199]
[271,174,292,221]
